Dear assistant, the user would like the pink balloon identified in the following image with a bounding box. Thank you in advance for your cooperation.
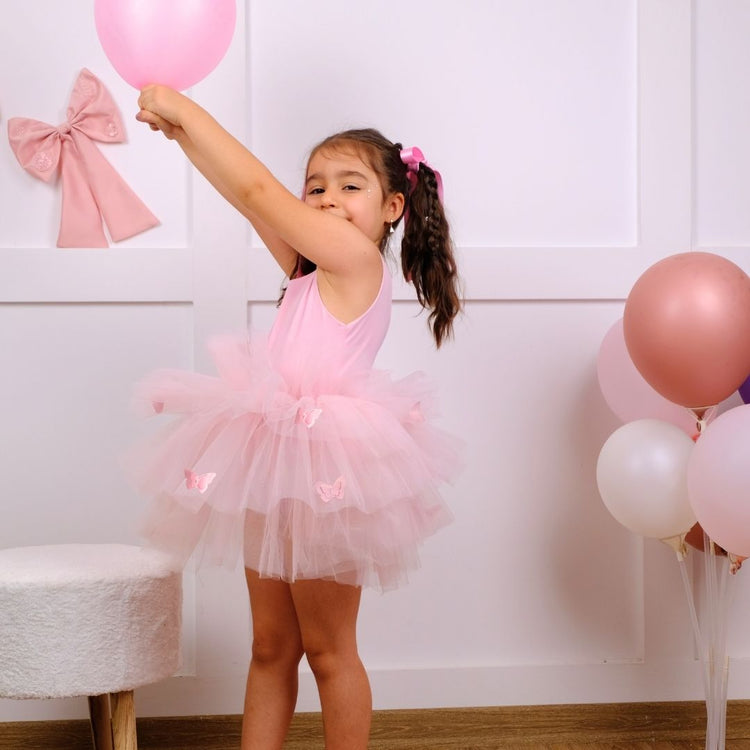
[597,318,700,435]
[623,252,750,408]
[688,404,750,556]
[95,0,236,91]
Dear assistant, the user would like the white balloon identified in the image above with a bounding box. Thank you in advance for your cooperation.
[596,419,696,539]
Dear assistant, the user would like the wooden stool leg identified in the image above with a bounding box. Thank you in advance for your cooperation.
[111,690,137,750]
[88,694,114,750]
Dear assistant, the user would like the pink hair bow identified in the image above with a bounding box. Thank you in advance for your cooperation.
[7,68,159,248]
[399,146,444,203]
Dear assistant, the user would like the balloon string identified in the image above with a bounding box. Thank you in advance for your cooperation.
[715,555,737,750]
[704,532,718,749]
[700,532,737,750]
[718,653,729,750]
[678,556,710,703]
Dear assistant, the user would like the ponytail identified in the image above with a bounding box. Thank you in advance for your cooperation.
[294,129,462,346]
[398,150,461,348]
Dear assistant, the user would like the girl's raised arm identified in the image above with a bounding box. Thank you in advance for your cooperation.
[155,124,298,276]
[136,86,380,278]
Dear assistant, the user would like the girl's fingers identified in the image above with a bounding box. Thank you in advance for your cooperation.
[136,110,163,131]
[137,109,163,127]
[137,110,179,140]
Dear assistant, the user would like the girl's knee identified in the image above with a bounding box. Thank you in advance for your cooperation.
[251,630,303,667]
[303,641,360,680]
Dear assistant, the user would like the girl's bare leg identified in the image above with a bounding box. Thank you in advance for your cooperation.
[290,579,371,750]
[241,569,304,750]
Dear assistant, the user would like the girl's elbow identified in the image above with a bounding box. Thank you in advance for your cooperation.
[237,179,263,212]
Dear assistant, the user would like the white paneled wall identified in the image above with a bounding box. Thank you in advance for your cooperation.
[1,0,750,721]
[694,0,750,247]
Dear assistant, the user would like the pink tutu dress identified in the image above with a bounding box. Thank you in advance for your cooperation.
[126,261,460,591]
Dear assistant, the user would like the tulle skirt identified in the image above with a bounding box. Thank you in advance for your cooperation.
[123,334,461,591]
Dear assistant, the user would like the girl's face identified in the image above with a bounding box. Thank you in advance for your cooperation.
[304,148,404,245]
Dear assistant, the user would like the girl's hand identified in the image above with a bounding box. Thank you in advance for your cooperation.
[136,85,187,131]
[135,107,183,141]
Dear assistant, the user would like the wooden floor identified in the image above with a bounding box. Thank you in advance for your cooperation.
[4,701,750,749]
[519,746,750,749]
[511,746,747,749]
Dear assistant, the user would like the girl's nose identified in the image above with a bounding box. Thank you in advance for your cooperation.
[320,191,336,208]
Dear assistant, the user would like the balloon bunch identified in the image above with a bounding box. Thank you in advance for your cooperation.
[596,252,750,750]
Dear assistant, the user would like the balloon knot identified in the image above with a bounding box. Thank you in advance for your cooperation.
[661,533,688,561]
[729,553,747,575]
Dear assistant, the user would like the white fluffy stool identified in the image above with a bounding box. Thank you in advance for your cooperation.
[0,544,182,750]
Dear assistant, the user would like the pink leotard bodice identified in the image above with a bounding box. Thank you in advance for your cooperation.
[268,262,391,395]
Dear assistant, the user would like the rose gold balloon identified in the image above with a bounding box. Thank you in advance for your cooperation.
[623,252,750,408]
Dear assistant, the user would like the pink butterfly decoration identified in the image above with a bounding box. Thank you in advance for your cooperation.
[315,476,345,503]
[299,406,322,428]
[184,468,216,494]
[407,402,425,423]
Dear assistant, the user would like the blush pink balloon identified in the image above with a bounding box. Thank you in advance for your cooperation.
[623,252,750,409]
[95,0,236,91]
[597,318,701,436]
[688,404,750,556]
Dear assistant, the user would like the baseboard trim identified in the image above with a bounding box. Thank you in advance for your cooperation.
[1,701,749,749]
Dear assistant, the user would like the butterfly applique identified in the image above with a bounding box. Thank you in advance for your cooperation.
[184,468,216,494]
[314,475,345,503]
[407,402,425,424]
[298,406,322,428]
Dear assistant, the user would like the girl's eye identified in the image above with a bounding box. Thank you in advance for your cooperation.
[308,187,324,195]
[343,184,360,191]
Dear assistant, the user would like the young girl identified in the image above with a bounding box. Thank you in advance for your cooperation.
[131,85,462,750]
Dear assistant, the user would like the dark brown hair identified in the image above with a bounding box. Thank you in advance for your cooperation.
[287,128,461,347]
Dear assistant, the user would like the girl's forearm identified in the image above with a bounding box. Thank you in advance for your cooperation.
[173,124,298,275]
[174,99,274,213]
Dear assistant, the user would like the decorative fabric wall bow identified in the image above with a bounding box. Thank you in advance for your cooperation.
[7,68,159,247]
